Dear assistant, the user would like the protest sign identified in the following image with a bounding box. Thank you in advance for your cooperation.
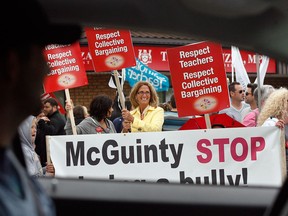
[167,41,229,117]
[43,42,88,93]
[85,28,136,72]
[48,126,285,187]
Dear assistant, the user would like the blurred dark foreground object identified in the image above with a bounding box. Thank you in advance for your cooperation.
[38,177,279,216]
[3,0,82,45]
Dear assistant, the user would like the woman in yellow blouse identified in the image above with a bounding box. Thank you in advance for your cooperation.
[121,81,164,132]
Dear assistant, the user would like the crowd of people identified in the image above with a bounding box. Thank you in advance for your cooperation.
[218,81,288,137]
[26,81,286,169]
[19,79,288,183]
[3,0,287,215]
[63,81,165,135]
[14,80,166,192]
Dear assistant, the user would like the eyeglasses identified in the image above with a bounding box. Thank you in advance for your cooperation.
[137,91,150,95]
[245,92,252,96]
[237,90,245,94]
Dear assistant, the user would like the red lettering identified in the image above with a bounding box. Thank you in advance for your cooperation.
[214,138,229,162]
[231,138,248,162]
[197,139,212,163]
[196,137,265,163]
[251,137,265,160]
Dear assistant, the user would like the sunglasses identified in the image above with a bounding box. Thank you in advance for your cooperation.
[245,92,252,96]
[237,90,245,94]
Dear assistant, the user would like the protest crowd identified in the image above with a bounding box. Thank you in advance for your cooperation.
[16,36,288,185]
[2,0,288,215]
[20,78,287,181]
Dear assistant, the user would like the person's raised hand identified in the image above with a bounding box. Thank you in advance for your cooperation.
[65,99,74,111]
[122,108,134,122]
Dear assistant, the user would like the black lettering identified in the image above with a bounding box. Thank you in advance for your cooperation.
[157,178,170,183]
[144,145,158,163]
[66,141,84,166]
[87,147,100,165]
[103,140,119,164]
[121,146,135,164]
[179,171,194,184]
[159,139,169,162]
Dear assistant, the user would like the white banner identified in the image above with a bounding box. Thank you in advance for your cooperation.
[48,127,285,187]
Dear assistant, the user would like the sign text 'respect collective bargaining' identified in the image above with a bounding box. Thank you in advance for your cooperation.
[167,41,230,117]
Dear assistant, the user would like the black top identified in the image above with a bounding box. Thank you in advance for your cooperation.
[35,110,66,167]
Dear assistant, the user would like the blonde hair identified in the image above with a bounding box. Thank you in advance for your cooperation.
[129,81,159,108]
[257,87,288,126]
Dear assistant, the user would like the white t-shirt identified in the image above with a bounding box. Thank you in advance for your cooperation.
[219,102,250,123]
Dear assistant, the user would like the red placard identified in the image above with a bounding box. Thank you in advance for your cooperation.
[167,41,230,117]
[85,28,136,72]
[43,42,88,93]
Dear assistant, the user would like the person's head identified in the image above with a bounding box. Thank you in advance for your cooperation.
[42,98,59,117]
[73,105,89,125]
[170,94,177,109]
[0,0,81,147]
[122,119,132,132]
[129,81,159,109]
[254,85,275,108]
[159,103,171,111]
[73,105,86,119]
[257,87,288,126]
[229,81,245,102]
[90,95,113,121]
[18,115,37,148]
[245,83,258,105]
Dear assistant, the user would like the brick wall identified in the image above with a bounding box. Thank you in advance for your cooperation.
[68,73,132,108]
